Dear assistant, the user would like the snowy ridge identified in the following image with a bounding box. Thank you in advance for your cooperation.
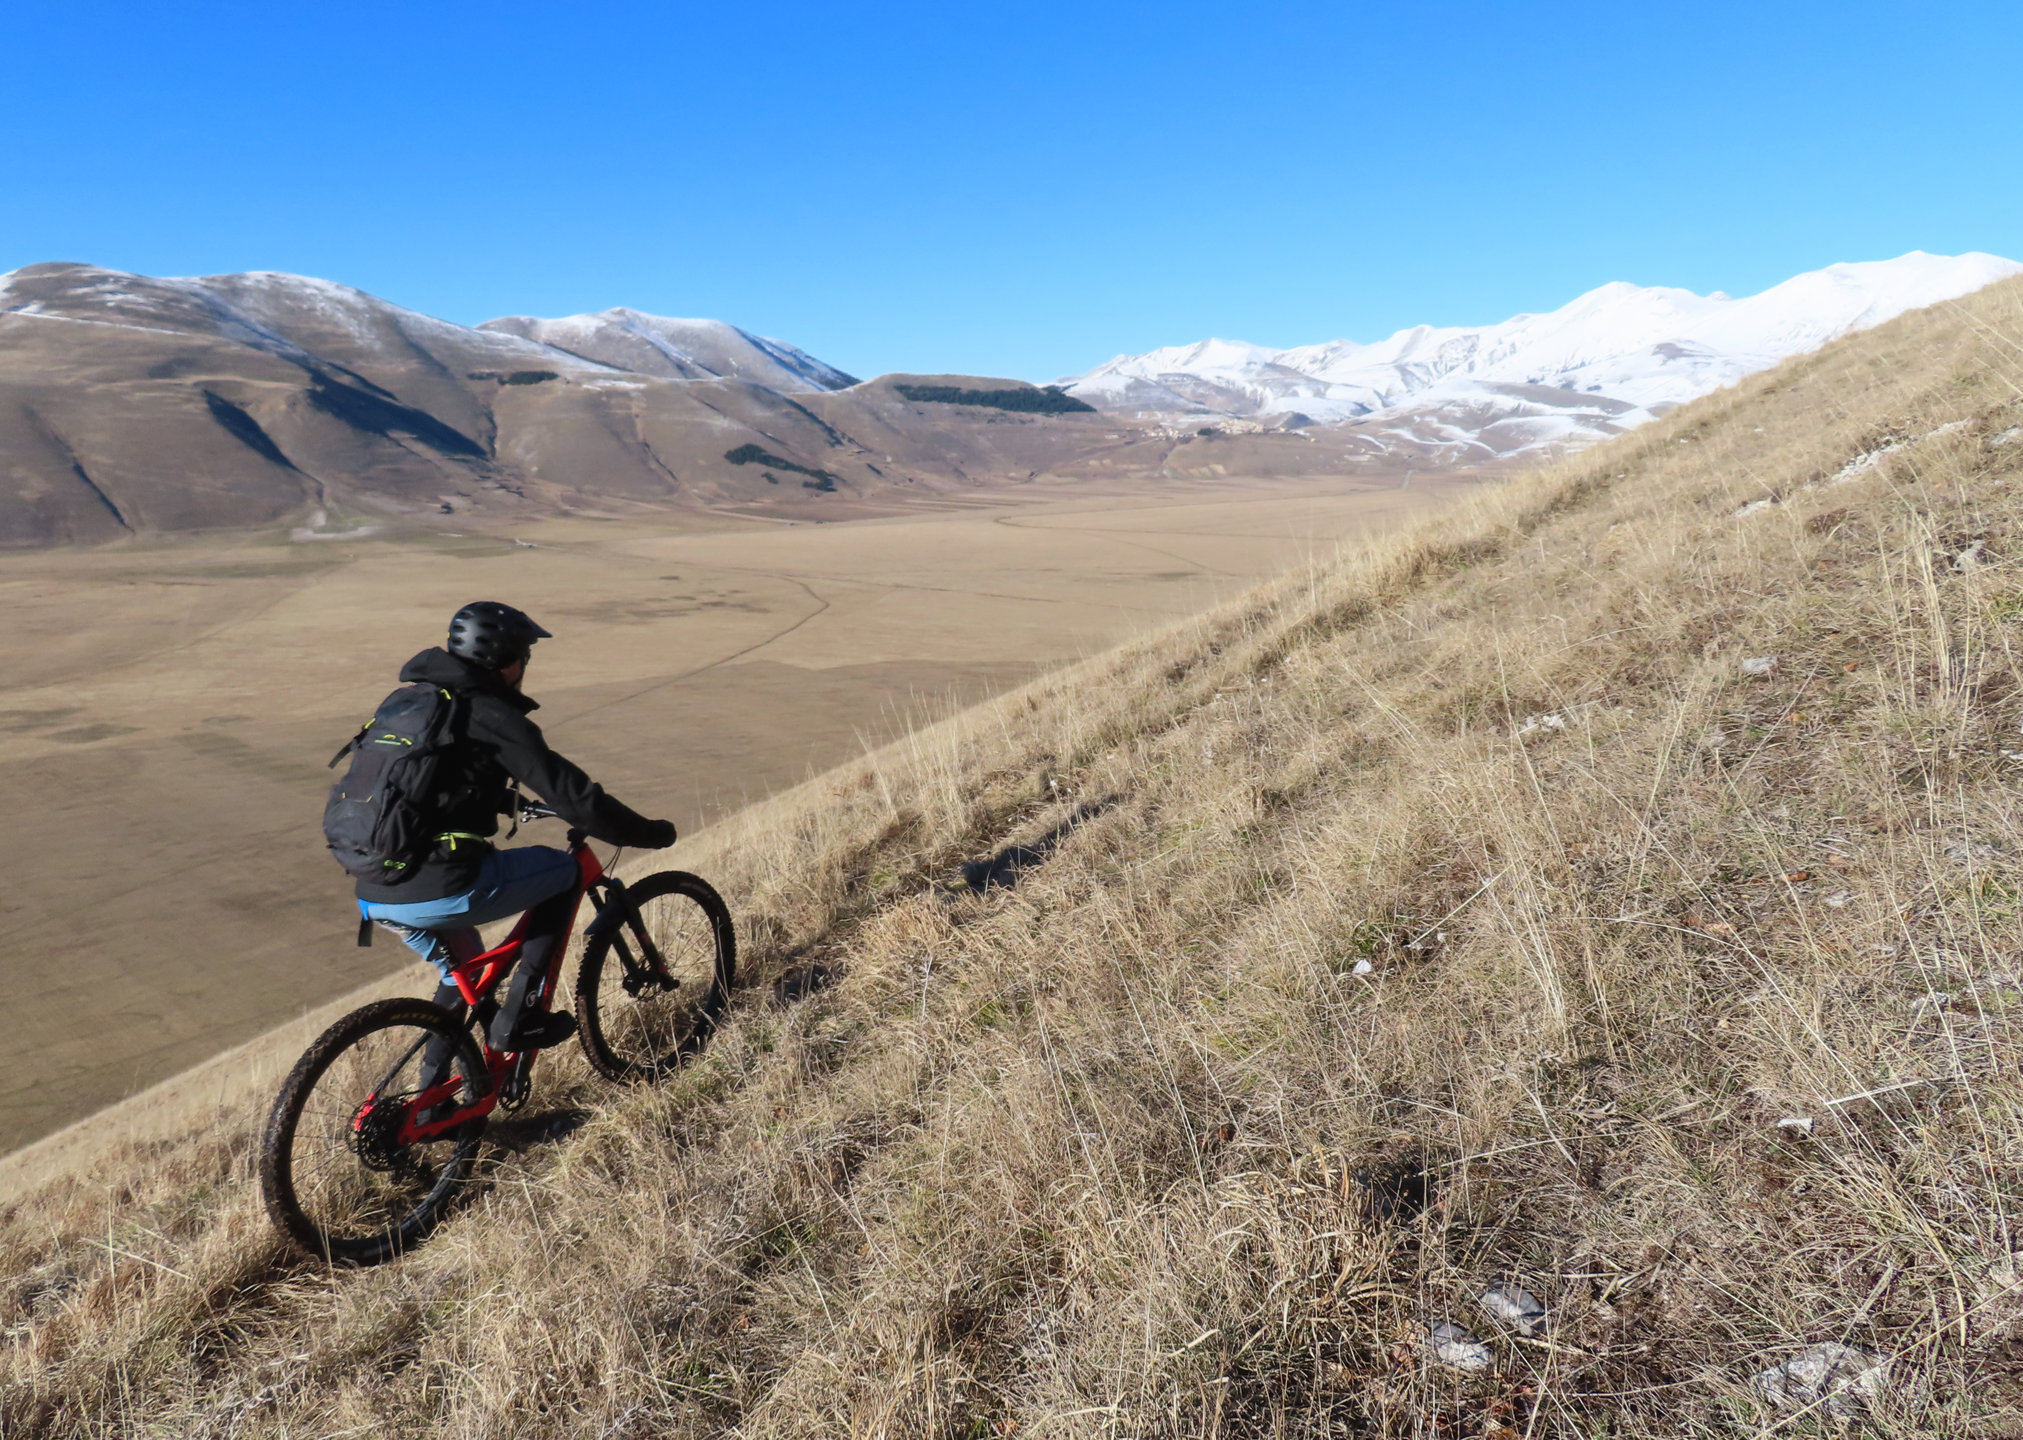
[1063,252,2023,458]
[207,271,614,372]
[0,264,615,376]
[478,309,857,393]
[0,265,858,394]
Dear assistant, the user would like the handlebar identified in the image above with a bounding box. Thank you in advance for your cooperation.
[517,796,590,853]
[517,797,648,858]
[517,798,588,853]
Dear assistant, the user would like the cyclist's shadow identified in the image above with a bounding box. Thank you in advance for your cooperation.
[473,1105,593,1157]
[961,798,1115,892]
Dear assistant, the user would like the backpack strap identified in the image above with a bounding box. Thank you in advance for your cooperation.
[425,688,490,860]
[328,719,372,769]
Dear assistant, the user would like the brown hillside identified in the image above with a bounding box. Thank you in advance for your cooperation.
[0,266,1441,548]
[4,279,2023,1435]
[0,267,1182,546]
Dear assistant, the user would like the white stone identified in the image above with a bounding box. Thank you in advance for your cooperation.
[1424,1321,1493,1372]
[1475,1284,1547,1337]
[1749,1343,1888,1416]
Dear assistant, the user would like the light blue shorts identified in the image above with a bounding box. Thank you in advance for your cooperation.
[359,846,578,979]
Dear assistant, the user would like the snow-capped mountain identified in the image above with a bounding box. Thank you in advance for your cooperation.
[0,262,1054,546]
[0,264,618,382]
[0,264,870,544]
[1063,252,2023,458]
[479,309,856,393]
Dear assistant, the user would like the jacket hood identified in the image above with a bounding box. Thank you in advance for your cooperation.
[396,647,540,712]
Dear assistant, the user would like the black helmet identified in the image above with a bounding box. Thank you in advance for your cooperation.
[446,601,551,669]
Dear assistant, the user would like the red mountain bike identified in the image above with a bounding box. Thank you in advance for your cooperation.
[260,811,734,1264]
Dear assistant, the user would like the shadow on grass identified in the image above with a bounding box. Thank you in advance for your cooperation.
[481,1106,593,1154]
[961,799,1114,892]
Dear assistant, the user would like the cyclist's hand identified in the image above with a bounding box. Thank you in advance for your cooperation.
[644,820,677,849]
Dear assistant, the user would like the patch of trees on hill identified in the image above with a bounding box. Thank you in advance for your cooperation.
[465,370,560,385]
[723,443,843,491]
[895,384,1096,414]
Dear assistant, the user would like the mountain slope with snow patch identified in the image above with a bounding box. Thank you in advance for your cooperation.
[0,264,1079,546]
[479,309,856,393]
[1063,252,2023,460]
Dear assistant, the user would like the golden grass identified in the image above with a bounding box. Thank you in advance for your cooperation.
[8,278,2023,1436]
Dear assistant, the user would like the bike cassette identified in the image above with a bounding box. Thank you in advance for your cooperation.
[348,1099,414,1172]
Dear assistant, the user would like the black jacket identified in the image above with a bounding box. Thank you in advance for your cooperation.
[354,648,674,903]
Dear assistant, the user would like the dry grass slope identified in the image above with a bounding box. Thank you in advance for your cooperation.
[7,279,2023,1436]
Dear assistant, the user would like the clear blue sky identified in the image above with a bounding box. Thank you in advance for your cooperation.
[3,2,2018,381]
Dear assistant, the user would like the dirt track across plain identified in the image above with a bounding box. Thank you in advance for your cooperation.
[0,470,1478,1154]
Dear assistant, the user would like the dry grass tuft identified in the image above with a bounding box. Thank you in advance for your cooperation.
[9,279,2023,1435]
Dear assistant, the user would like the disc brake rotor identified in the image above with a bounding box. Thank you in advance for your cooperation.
[622,967,679,998]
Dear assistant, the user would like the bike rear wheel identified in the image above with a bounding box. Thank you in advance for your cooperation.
[261,998,488,1264]
[575,870,735,1081]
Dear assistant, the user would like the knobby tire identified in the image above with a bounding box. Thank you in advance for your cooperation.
[261,997,487,1265]
[575,870,735,1082]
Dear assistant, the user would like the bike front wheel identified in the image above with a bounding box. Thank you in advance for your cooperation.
[260,997,488,1264]
[575,870,735,1081]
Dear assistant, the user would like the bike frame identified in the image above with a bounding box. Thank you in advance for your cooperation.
[382,839,608,1145]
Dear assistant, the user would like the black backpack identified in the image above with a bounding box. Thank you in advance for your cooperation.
[323,684,466,884]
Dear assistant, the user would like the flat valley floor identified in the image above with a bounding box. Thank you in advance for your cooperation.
[0,471,1479,1155]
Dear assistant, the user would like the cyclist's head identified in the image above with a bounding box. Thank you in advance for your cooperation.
[446,601,552,671]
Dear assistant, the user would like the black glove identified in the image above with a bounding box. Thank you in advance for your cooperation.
[643,819,677,849]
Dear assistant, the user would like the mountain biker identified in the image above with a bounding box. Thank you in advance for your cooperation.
[356,601,676,1051]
